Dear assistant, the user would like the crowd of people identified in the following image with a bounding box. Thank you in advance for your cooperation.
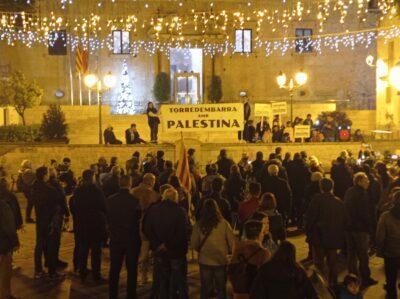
[2,146,400,299]
[241,115,364,144]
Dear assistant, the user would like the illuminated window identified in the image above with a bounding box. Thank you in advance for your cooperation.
[235,29,252,53]
[295,28,313,53]
[113,30,130,54]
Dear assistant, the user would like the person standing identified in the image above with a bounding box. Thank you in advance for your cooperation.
[32,166,64,280]
[376,192,400,299]
[17,160,36,223]
[191,199,235,299]
[0,193,19,299]
[344,172,378,287]
[143,188,189,299]
[216,149,235,180]
[238,182,261,225]
[48,167,70,270]
[305,178,347,287]
[229,220,271,299]
[70,169,107,283]
[260,165,292,226]
[131,173,160,284]
[107,175,142,299]
[147,101,160,143]
[331,157,353,200]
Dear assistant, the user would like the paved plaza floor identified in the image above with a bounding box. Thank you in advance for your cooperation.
[9,195,389,299]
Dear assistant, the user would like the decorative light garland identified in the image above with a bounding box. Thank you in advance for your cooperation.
[1,1,400,56]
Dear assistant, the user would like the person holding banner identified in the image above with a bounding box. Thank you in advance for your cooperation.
[146,102,160,143]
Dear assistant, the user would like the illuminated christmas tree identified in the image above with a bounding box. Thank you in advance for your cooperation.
[115,60,135,114]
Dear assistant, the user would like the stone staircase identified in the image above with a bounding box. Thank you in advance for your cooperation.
[68,114,150,144]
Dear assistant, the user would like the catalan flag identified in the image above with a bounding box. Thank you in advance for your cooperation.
[75,46,89,75]
[176,138,191,193]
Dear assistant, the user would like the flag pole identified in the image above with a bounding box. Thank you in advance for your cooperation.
[78,73,83,106]
[69,57,74,106]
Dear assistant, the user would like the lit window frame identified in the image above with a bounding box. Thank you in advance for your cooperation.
[234,29,252,54]
[112,30,130,55]
[295,28,313,53]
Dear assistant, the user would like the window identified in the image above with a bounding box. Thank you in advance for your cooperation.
[48,30,67,56]
[112,30,130,54]
[235,29,252,53]
[295,28,313,53]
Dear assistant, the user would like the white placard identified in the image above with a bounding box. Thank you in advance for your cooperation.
[254,103,272,117]
[294,125,311,139]
[160,103,244,133]
[271,101,287,115]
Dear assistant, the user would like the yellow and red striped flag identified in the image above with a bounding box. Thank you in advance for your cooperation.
[176,138,191,193]
[75,46,89,75]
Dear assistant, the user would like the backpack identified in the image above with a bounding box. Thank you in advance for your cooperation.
[227,247,262,294]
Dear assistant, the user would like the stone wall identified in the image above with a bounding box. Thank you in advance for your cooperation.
[2,140,400,178]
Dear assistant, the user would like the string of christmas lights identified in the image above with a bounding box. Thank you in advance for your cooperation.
[1,22,399,57]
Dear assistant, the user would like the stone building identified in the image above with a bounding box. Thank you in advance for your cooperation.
[0,0,377,115]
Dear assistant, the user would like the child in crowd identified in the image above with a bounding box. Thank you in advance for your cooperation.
[339,274,363,299]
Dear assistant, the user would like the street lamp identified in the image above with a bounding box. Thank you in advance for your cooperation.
[84,71,116,144]
[276,70,308,123]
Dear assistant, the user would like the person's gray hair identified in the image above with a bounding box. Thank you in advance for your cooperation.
[267,164,279,176]
[353,172,367,186]
[311,172,323,182]
[162,188,178,202]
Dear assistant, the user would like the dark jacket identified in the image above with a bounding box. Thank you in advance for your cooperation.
[102,175,120,198]
[70,183,107,242]
[261,175,292,216]
[159,168,174,187]
[250,260,318,299]
[0,199,19,255]
[125,128,134,144]
[287,159,311,198]
[147,107,160,126]
[104,129,119,145]
[344,185,370,233]
[143,199,189,259]
[376,205,400,258]
[0,190,22,230]
[32,180,63,234]
[217,157,235,179]
[106,189,141,247]
[224,173,246,208]
[306,192,347,249]
[331,163,353,199]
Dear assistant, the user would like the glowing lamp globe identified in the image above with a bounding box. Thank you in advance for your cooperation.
[103,72,116,89]
[389,65,400,90]
[365,55,374,67]
[376,59,388,78]
[276,72,287,88]
[84,74,98,88]
[295,70,308,86]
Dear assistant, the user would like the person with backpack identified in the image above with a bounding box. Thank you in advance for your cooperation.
[191,199,235,299]
[250,241,318,299]
[229,220,271,299]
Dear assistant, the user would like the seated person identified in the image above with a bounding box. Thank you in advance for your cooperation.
[104,125,122,145]
[243,120,256,143]
[125,123,146,144]
[353,129,364,143]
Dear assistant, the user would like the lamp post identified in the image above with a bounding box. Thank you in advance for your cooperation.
[366,55,400,91]
[276,70,308,123]
[84,72,116,144]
